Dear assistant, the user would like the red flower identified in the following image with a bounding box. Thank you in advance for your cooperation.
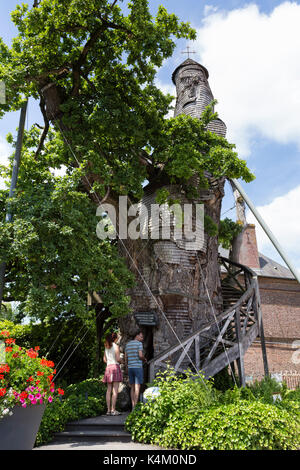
[37,371,44,376]
[57,388,64,395]
[34,346,40,351]
[40,359,54,368]
[26,349,38,359]
[20,392,28,399]
[36,380,40,385]
[12,353,19,358]
[0,388,6,397]
[48,375,54,382]
[5,338,15,344]
[0,365,9,373]
[0,331,10,337]
[0,375,4,380]
[26,376,34,382]
[5,347,13,353]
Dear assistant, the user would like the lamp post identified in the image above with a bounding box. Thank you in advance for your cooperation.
[0,101,28,308]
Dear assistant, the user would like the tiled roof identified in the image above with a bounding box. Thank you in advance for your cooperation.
[172,59,209,84]
[218,247,294,279]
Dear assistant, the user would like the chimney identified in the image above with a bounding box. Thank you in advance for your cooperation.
[237,224,260,269]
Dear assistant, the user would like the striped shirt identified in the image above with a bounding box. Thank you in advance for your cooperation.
[125,340,143,368]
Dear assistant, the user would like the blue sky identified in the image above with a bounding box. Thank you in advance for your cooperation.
[1,0,300,274]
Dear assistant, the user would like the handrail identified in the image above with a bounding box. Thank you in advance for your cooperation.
[148,256,263,383]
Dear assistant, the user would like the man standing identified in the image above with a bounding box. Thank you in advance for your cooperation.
[125,330,147,410]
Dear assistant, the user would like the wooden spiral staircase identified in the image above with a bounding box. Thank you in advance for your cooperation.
[148,256,269,385]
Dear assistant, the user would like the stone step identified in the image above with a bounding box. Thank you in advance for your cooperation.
[65,414,129,426]
[65,424,125,433]
[54,429,132,443]
[54,413,132,443]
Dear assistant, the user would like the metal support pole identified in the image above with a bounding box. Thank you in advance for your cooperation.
[0,101,28,308]
[234,307,246,387]
[230,178,300,284]
[254,277,269,377]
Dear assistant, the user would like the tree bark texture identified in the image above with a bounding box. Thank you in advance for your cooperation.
[119,176,225,368]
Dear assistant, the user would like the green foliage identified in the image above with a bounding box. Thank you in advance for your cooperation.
[212,367,236,392]
[64,377,107,400]
[35,378,107,446]
[0,319,99,385]
[158,401,299,450]
[125,367,300,450]
[0,0,255,334]
[156,112,255,185]
[285,386,300,403]
[125,367,218,444]
[219,217,244,249]
[0,152,134,322]
[204,214,218,237]
[0,303,20,323]
[248,376,289,404]
[0,320,31,346]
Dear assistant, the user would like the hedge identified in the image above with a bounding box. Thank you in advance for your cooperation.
[125,369,300,450]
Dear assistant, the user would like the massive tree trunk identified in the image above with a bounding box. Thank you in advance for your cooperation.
[118,177,225,368]
[119,59,228,374]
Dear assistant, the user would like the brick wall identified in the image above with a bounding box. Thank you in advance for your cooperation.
[244,276,300,376]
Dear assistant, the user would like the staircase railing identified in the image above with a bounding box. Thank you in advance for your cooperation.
[148,256,267,384]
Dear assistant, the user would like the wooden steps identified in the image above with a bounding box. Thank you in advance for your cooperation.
[148,256,264,384]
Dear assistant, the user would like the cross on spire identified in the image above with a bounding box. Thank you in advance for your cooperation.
[181,46,196,59]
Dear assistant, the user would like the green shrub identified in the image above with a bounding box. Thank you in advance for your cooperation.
[159,401,300,450]
[284,386,300,403]
[125,368,300,450]
[218,384,256,404]
[212,367,236,392]
[65,378,107,400]
[0,320,31,347]
[35,378,106,447]
[125,367,218,444]
[248,376,288,404]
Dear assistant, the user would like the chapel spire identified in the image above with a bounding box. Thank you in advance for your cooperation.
[172,58,227,137]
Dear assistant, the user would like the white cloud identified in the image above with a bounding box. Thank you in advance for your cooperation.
[203,5,218,17]
[195,2,300,157]
[247,184,300,273]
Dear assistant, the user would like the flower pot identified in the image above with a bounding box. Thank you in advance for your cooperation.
[0,404,46,450]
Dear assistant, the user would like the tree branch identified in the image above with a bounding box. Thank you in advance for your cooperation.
[35,95,50,159]
[71,19,132,96]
